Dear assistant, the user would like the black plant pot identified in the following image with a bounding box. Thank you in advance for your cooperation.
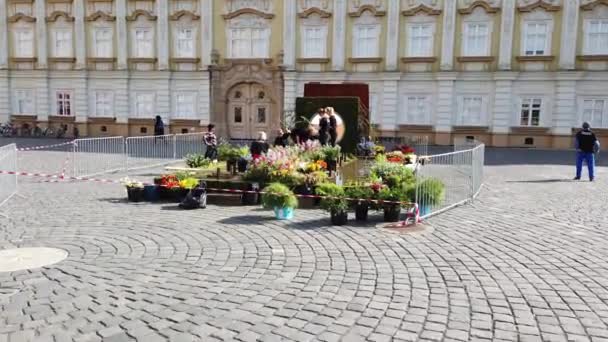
[126,187,144,202]
[355,202,369,221]
[383,204,401,222]
[226,159,237,172]
[237,158,249,173]
[326,160,338,172]
[330,210,348,226]
[294,184,315,209]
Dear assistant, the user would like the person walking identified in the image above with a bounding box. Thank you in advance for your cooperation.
[318,108,329,145]
[574,122,600,181]
[250,131,269,160]
[203,124,218,160]
[327,107,338,147]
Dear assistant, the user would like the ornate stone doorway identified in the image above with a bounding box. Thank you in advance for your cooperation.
[226,83,272,140]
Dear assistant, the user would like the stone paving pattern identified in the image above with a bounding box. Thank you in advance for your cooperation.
[1,140,608,341]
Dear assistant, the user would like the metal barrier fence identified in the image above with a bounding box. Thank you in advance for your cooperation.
[415,143,485,219]
[126,132,207,172]
[0,144,18,208]
[175,132,206,159]
[73,136,125,177]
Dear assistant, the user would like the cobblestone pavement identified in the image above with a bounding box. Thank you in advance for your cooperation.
[1,144,608,342]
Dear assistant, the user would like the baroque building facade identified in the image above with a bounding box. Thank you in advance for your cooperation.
[1,0,608,147]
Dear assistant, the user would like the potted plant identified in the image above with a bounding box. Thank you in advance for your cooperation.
[218,144,239,172]
[321,145,341,172]
[414,178,445,216]
[122,178,145,202]
[344,183,373,221]
[237,146,250,172]
[316,183,348,226]
[261,183,298,220]
[377,185,407,222]
[185,154,211,168]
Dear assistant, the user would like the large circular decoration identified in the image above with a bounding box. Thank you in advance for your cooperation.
[310,113,346,143]
[0,247,68,272]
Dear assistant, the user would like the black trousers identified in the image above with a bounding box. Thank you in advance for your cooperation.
[205,146,218,160]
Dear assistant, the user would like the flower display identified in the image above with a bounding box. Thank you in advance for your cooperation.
[121,177,144,188]
[159,174,180,188]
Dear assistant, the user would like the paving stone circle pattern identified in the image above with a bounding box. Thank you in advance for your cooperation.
[1,142,608,342]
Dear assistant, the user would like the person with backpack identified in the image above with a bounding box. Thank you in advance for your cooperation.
[203,124,218,160]
[574,122,600,181]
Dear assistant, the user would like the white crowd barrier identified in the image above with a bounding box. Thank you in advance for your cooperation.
[73,136,125,177]
[415,142,485,219]
[0,144,18,208]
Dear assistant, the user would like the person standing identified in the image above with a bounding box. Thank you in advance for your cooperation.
[318,108,329,145]
[250,131,269,159]
[327,107,338,147]
[203,124,218,160]
[574,122,600,181]
[154,116,165,136]
[273,128,291,147]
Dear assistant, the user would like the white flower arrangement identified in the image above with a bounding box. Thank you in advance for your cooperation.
[120,177,144,188]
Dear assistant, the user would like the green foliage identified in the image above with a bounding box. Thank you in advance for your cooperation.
[377,183,409,204]
[315,183,348,213]
[242,164,271,183]
[303,170,329,186]
[321,145,341,161]
[370,161,415,186]
[262,183,298,209]
[269,171,304,189]
[415,178,445,206]
[344,182,373,202]
[218,143,247,161]
[174,171,194,181]
[185,154,211,168]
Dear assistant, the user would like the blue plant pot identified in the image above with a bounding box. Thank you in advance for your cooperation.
[273,207,294,220]
[419,204,432,217]
[143,185,160,202]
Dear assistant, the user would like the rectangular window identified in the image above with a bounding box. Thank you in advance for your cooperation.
[585,20,608,55]
[582,99,606,128]
[14,89,34,114]
[94,91,113,117]
[175,92,196,119]
[94,28,113,57]
[56,91,73,116]
[176,28,194,57]
[135,93,155,117]
[15,29,34,57]
[524,22,548,56]
[520,98,542,126]
[354,25,379,58]
[53,29,72,57]
[464,23,489,56]
[458,96,483,125]
[134,28,153,57]
[302,26,326,58]
[408,24,433,57]
[405,96,429,124]
[229,28,269,58]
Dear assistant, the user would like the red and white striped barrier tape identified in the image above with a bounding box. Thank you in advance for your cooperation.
[0,169,416,206]
[17,140,75,151]
[42,152,72,183]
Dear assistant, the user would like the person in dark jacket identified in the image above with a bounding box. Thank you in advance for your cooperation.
[574,122,600,181]
[203,124,218,160]
[154,116,164,136]
[327,107,338,146]
[250,131,269,159]
[317,108,329,145]
[273,128,291,147]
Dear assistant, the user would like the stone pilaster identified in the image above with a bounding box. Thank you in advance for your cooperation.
[435,73,457,132]
[0,70,9,124]
[559,0,579,70]
[74,0,86,69]
[381,75,400,130]
[440,0,457,71]
[332,0,346,71]
[385,0,399,71]
[116,0,128,70]
[35,0,48,69]
[553,73,581,135]
[200,0,213,68]
[0,0,8,69]
[498,0,516,70]
[283,0,296,70]
[157,0,169,70]
[492,72,518,133]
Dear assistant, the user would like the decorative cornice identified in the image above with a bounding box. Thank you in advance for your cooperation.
[8,13,36,22]
[49,115,76,123]
[46,11,75,22]
[516,55,555,62]
[348,57,383,63]
[87,57,117,63]
[126,9,158,21]
[222,8,275,20]
[458,1,500,14]
[296,58,331,63]
[170,57,201,63]
[581,0,608,10]
[10,57,37,62]
[348,5,386,17]
[298,7,332,18]
[401,4,442,16]
[452,125,490,132]
[577,54,608,61]
[518,0,561,12]
[510,126,550,134]
[401,57,438,63]
[88,117,117,124]
[169,10,200,21]
[48,57,76,63]
[128,57,158,63]
[86,10,116,21]
[398,124,434,133]
[457,56,495,62]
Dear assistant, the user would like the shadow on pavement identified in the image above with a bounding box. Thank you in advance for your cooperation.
[505,179,575,183]
[218,215,275,225]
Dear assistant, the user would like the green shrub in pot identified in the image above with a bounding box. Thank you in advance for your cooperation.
[261,183,298,220]
[344,182,373,221]
[315,183,348,225]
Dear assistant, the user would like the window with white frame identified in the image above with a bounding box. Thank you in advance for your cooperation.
[523,22,549,56]
[457,96,483,125]
[53,29,72,57]
[584,20,608,55]
[353,25,380,58]
[94,91,113,117]
[301,26,327,58]
[14,29,34,57]
[407,24,433,57]
[404,96,429,124]
[176,27,194,57]
[520,98,542,126]
[581,99,606,128]
[94,28,113,57]
[228,27,270,58]
[175,92,196,119]
[463,23,490,56]
[134,28,153,57]
[56,91,73,116]
[14,89,34,114]
[135,92,155,117]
